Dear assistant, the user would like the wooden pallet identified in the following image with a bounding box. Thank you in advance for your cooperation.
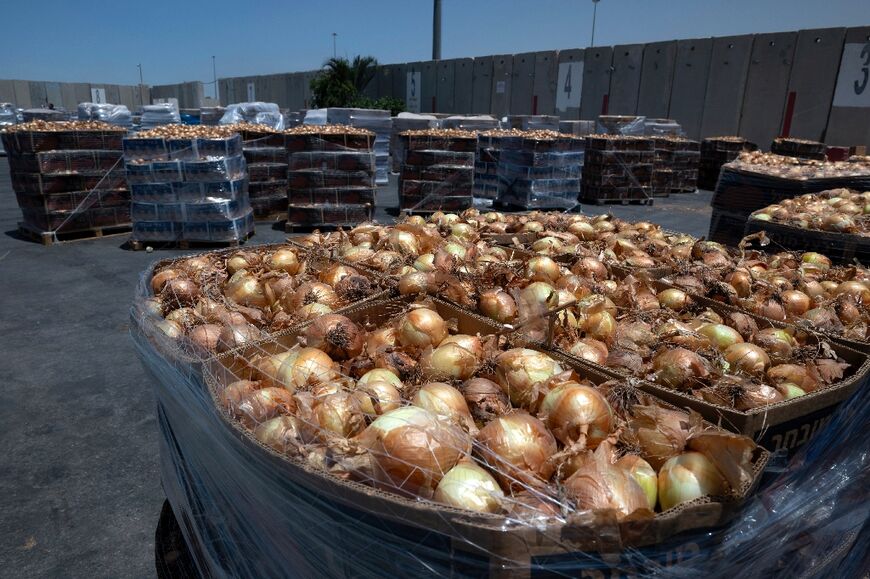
[127,230,254,251]
[18,221,132,246]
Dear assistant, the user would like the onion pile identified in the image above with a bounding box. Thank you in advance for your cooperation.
[751,188,869,235]
[211,299,758,521]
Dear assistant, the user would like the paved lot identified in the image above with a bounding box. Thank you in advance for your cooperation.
[0,159,713,576]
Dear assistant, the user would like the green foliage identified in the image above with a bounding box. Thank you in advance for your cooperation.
[310,55,405,114]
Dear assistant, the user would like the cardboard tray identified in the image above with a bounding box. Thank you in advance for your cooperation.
[548,281,870,456]
[743,219,869,267]
[202,295,769,566]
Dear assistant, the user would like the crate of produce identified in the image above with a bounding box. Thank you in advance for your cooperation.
[770,137,827,161]
[698,137,758,190]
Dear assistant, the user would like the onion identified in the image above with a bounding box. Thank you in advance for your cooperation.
[219,380,259,414]
[286,282,340,311]
[319,264,357,287]
[361,407,470,496]
[387,230,421,255]
[421,342,480,381]
[227,251,258,274]
[801,252,831,271]
[298,303,333,320]
[413,382,476,431]
[767,364,820,392]
[564,441,651,518]
[756,297,787,322]
[495,348,563,410]
[531,236,564,255]
[249,351,297,388]
[166,307,198,327]
[142,297,164,318]
[697,323,743,351]
[267,248,300,274]
[397,308,448,349]
[519,282,557,311]
[616,455,658,510]
[568,221,597,240]
[151,268,183,294]
[459,378,511,423]
[304,314,365,360]
[276,347,337,391]
[658,452,727,511]
[478,289,518,324]
[398,271,433,295]
[314,392,366,439]
[188,324,222,351]
[434,459,505,513]
[834,280,870,303]
[161,277,200,308]
[217,323,263,353]
[582,311,617,343]
[333,274,373,302]
[526,256,562,283]
[353,380,402,416]
[476,411,558,490]
[781,290,811,316]
[657,288,692,311]
[628,405,691,470]
[413,253,436,272]
[572,257,608,281]
[224,270,267,308]
[253,416,306,455]
[341,245,375,263]
[775,382,807,399]
[726,270,752,297]
[366,327,397,354]
[725,312,759,341]
[568,338,609,366]
[237,387,297,429]
[539,381,613,449]
[724,343,770,375]
[358,368,404,392]
[751,328,795,364]
[652,348,710,390]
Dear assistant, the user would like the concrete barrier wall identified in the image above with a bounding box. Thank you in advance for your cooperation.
[700,35,753,137]
[738,32,797,147]
[580,46,613,119]
[609,44,644,115]
[510,52,536,115]
[533,51,557,116]
[825,26,870,147]
[453,58,473,113]
[436,59,456,113]
[637,41,677,119]
[786,28,846,141]
[490,54,513,118]
[555,49,584,120]
[471,56,493,114]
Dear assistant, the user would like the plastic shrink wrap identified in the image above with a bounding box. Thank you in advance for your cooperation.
[221,102,285,131]
[77,102,133,127]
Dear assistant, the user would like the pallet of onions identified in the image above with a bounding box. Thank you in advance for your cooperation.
[203,295,767,554]
[137,243,390,359]
[541,274,869,454]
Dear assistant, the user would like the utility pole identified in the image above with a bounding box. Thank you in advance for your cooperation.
[590,0,601,48]
[332,33,337,58]
[212,55,218,102]
[432,0,442,60]
[137,63,144,109]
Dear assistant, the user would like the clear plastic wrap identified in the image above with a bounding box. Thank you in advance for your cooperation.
[596,115,647,136]
[0,102,18,126]
[77,102,133,127]
[131,246,869,576]
[495,139,584,210]
[220,102,285,131]
[142,103,181,129]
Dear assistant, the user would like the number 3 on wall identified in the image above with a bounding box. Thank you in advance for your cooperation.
[855,43,870,95]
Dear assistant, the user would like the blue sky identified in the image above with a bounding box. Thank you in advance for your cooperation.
[2,0,867,89]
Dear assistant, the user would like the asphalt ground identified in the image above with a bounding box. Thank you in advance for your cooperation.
[0,159,713,576]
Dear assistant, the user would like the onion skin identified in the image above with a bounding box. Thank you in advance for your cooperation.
[767,364,820,392]
[478,289,518,324]
[724,343,770,376]
[366,327,397,354]
[539,382,613,449]
[421,342,480,381]
[397,308,448,349]
[412,382,476,432]
[333,274,374,302]
[217,324,263,353]
[319,264,358,287]
[495,348,563,411]
[658,452,727,511]
[476,411,558,491]
[277,347,337,391]
[751,328,795,364]
[657,289,692,311]
[697,324,744,351]
[219,380,259,414]
[434,460,505,513]
[161,277,200,309]
[188,324,222,351]
[460,378,512,423]
[353,380,402,416]
[237,387,298,429]
[253,416,307,455]
[314,392,366,439]
[652,348,710,390]
[358,368,404,392]
[564,442,652,519]
[151,268,183,294]
[568,338,609,366]
[304,314,365,360]
[361,407,471,497]
[616,455,658,510]
[267,248,300,274]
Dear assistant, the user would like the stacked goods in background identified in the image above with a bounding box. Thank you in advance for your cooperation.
[22,109,66,122]
[506,115,560,131]
[199,107,226,126]
[398,128,476,212]
[220,102,285,131]
[440,115,500,132]
[745,188,870,264]
[581,135,654,205]
[771,137,827,161]
[284,111,304,129]
[559,120,596,137]
[474,129,514,201]
[237,123,288,220]
[1,120,130,240]
[390,113,440,172]
[496,130,585,209]
[643,118,684,137]
[596,115,646,136]
[698,136,757,190]
[124,125,253,245]
[141,103,181,129]
[307,109,392,185]
[286,124,377,227]
[651,137,700,197]
[77,103,133,128]
[0,103,18,126]
[709,151,870,246]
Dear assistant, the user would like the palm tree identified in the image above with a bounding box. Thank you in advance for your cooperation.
[310,56,378,108]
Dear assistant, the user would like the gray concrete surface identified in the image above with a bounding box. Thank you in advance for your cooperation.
[0,158,712,577]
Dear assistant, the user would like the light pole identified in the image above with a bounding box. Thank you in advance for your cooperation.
[590,0,601,48]
[332,33,337,58]
[212,55,218,102]
[137,63,144,109]
[433,0,442,60]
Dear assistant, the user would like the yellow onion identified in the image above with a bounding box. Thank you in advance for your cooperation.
[304,314,365,360]
[568,338,609,366]
[775,382,807,399]
[834,280,870,303]
[267,248,300,274]
[397,308,448,349]
[531,236,564,255]
[755,297,787,322]
[539,382,613,449]
[475,411,558,490]
[726,270,752,298]
[217,323,263,353]
[219,380,259,414]
[460,378,511,422]
[564,441,651,518]
[224,270,267,308]
[420,343,479,381]
[767,364,820,392]
[582,311,617,343]
[187,324,222,351]
[369,250,404,272]
[697,323,743,351]
[387,229,420,255]
[413,253,436,272]
[353,380,402,416]
[520,282,558,311]
[616,455,658,510]
[366,327,397,354]
[319,264,358,287]
[166,307,198,327]
[568,221,597,240]
[341,245,375,263]
[236,387,297,429]
[398,271,433,295]
[652,348,710,390]
[434,459,505,513]
[572,257,608,281]
[495,348,563,410]
[286,282,340,311]
[227,251,259,274]
[657,288,692,311]
[361,407,470,496]
[314,392,366,439]
[276,347,337,391]
[724,343,770,375]
[161,277,200,309]
[526,256,562,283]
[751,328,795,364]
[298,302,333,320]
[358,368,404,392]
[781,290,811,317]
[253,416,307,455]
[142,297,164,318]
[249,351,296,388]
[413,382,475,431]
[658,452,727,511]
[478,289,518,324]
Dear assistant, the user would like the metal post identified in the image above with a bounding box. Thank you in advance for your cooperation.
[332,33,337,58]
[433,0,442,60]
[590,0,600,48]
[137,64,144,109]
[212,56,218,102]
